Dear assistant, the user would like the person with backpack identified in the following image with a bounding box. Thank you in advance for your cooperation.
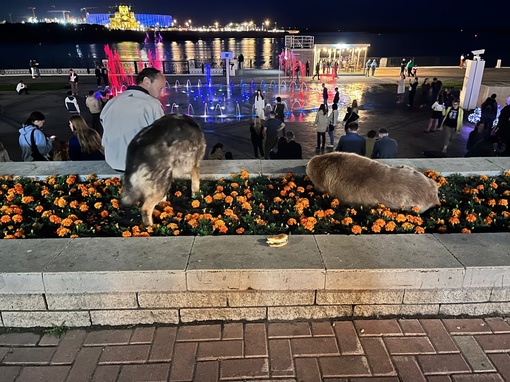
[480,94,498,132]
[18,111,56,161]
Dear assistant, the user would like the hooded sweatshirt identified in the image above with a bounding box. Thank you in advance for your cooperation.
[18,125,53,161]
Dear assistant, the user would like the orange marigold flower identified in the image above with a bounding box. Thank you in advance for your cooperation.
[477,184,484,190]
[330,199,340,208]
[1,215,12,223]
[256,218,266,226]
[56,227,71,237]
[231,182,239,189]
[272,210,280,215]
[462,187,471,194]
[204,195,213,204]
[280,190,287,197]
[35,206,44,213]
[347,208,357,216]
[490,182,498,189]
[461,228,471,234]
[61,218,73,227]
[268,184,274,189]
[396,214,407,223]
[49,215,61,224]
[502,211,510,218]
[448,216,460,225]
[411,206,420,213]
[402,222,414,231]
[415,226,425,234]
[287,218,297,226]
[69,200,79,208]
[488,199,497,207]
[79,204,89,212]
[242,202,252,211]
[314,210,325,219]
[385,221,396,232]
[21,196,34,204]
[236,227,245,234]
[479,174,489,181]
[174,191,182,197]
[240,170,249,179]
[341,217,353,225]
[66,175,77,185]
[371,224,381,233]
[12,215,23,223]
[466,213,477,223]
[273,197,283,203]
[100,211,109,218]
[122,231,132,237]
[484,216,493,224]
[213,192,226,200]
[473,197,481,203]
[224,196,234,204]
[224,208,235,216]
[498,199,508,206]
[438,225,448,233]
[375,218,386,227]
[452,208,462,217]
[55,197,67,208]
[297,186,305,193]
[351,225,362,235]
[94,202,102,210]
[230,190,239,197]
[216,185,224,193]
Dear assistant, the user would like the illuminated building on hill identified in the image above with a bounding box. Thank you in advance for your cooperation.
[86,4,172,29]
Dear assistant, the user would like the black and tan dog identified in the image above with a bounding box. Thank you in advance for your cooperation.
[122,114,206,226]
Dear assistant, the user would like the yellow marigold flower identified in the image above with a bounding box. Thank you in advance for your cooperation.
[1,215,12,223]
[448,216,460,225]
[452,208,462,217]
[49,215,62,224]
[330,199,340,208]
[273,197,283,203]
[256,218,266,226]
[55,198,67,208]
[21,196,34,204]
[402,222,414,231]
[240,170,249,179]
[314,210,325,219]
[230,191,239,197]
[259,203,265,211]
[505,171,510,177]
[466,213,477,223]
[236,227,245,234]
[461,228,471,234]
[56,227,70,237]
[204,195,213,204]
[110,199,119,209]
[242,202,252,211]
[189,200,200,208]
[94,202,102,210]
[351,225,362,235]
[237,195,247,203]
[498,199,508,206]
[385,221,396,232]
[342,217,353,225]
[371,224,381,233]
[225,196,234,204]
[122,231,132,237]
[60,218,73,227]
[287,218,297,226]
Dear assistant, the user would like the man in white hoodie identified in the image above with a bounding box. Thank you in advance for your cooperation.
[16,80,29,95]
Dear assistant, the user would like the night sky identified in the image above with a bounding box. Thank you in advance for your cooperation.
[0,0,505,30]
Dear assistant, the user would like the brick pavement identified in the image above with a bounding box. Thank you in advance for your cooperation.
[2,318,510,381]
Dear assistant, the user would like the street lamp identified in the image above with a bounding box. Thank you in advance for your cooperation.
[265,20,269,31]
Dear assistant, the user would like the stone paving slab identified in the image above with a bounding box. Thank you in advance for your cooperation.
[1,318,510,380]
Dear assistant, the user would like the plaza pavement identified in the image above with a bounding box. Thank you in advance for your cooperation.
[1,67,510,381]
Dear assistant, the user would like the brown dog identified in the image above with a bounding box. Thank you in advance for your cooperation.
[306,152,439,212]
[121,114,206,226]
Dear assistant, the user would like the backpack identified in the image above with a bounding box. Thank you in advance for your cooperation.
[482,101,494,115]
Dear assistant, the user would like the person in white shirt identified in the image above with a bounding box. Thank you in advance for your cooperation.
[65,91,80,114]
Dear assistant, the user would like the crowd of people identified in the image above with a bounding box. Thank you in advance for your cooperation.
[4,65,510,166]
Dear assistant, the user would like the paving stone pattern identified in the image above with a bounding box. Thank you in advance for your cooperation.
[1,318,510,381]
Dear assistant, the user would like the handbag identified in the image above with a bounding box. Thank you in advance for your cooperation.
[30,129,52,161]
[328,124,335,132]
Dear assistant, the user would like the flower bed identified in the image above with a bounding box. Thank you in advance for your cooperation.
[0,170,509,239]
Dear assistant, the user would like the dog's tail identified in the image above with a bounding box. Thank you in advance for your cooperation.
[120,177,138,206]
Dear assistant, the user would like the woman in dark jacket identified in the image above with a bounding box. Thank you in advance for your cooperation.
[249,116,264,158]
